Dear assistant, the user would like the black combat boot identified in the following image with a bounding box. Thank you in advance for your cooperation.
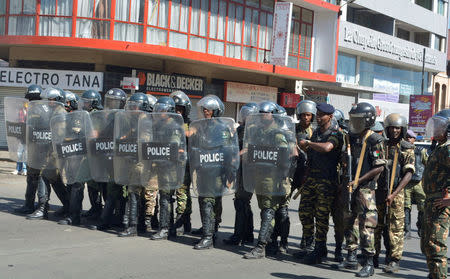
[184,214,192,233]
[27,177,49,220]
[417,211,423,237]
[243,201,254,244]
[59,183,83,226]
[15,173,39,214]
[344,249,358,270]
[89,193,116,231]
[383,260,399,273]
[293,236,314,259]
[194,201,214,250]
[223,199,247,245]
[172,213,185,236]
[26,202,49,220]
[119,193,138,237]
[265,209,280,255]
[151,193,171,240]
[356,255,375,277]
[304,241,327,265]
[334,241,344,262]
[244,208,275,259]
[278,206,290,254]
[82,186,102,219]
[404,208,411,239]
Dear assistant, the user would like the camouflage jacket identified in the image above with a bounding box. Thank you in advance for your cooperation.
[422,139,450,199]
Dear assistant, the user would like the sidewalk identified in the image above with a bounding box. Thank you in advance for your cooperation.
[0,150,20,177]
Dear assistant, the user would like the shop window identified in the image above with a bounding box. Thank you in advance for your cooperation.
[287,5,313,70]
[8,0,36,35]
[39,0,73,37]
[114,0,144,43]
[337,53,356,84]
[438,0,445,15]
[76,0,111,39]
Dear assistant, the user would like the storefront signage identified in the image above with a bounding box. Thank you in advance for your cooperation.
[270,2,293,66]
[225,82,277,103]
[409,95,434,133]
[279,92,301,108]
[137,70,205,97]
[122,77,139,90]
[0,67,103,91]
[339,21,446,72]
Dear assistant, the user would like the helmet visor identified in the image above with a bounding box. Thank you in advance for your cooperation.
[153,103,172,112]
[349,115,367,134]
[124,100,142,111]
[104,96,124,110]
[425,116,448,139]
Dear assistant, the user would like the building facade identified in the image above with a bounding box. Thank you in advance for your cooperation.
[0,0,342,147]
[303,0,448,120]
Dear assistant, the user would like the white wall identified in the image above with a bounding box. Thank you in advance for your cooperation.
[312,11,338,75]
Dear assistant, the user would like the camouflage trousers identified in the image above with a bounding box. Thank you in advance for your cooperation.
[298,177,335,242]
[375,190,405,262]
[345,186,377,256]
[421,201,449,279]
[331,183,351,246]
[404,180,425,212]
[175,164,192,216]
[144,188,158,217]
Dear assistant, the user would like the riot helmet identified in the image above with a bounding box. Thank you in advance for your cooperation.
[104,88,127,110]
[81,90,103,111]
[237,102,258,124]
[145,94,158,112]
[425,109,450,140]
[125,92,152,112]
[333,109,347,130]
[25,84,43,101]
[275,104,287,116]
[296,100,317,119]
[258,101,278,114]
[63,90,79,112]
[154,96,176,113]
[169,90,192,116]
[348,102,376,134]
[384,113,408,139]
[197,94,224,118]
[42,87,65,103]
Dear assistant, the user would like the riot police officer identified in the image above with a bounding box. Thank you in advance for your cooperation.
[27,87,70,220]
[243,101,296,259]
[117,93,154,237]
[374,113,415,273]
[80,90,105,220]
[63,90,79,112]
[104,88,127,110]
[189,95,239,249]
[171,90,193,235]
[223,102,258,246]
[146,97,186,240]
[14,85,44,214]
[340,103,386,277]
[421,109,450,279]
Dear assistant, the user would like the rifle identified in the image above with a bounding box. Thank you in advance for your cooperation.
[385,147,398,226]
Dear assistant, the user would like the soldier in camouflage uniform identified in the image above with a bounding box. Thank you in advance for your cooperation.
[223,103,258,246]
[292,100,315,258]
[404,129,427,239]
[421,109,450,279]
[297,103,343,265]
[374,113,415,273]
[340,103,385,278]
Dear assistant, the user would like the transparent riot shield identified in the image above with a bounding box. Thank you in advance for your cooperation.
[26,100,66,170]
[114,110,145,186]
[138,112,186,190]
[189,117,239,197]
[87,110,118,182]
[51,110,92,184]
[242,113,296,196]
[4,97,28,162]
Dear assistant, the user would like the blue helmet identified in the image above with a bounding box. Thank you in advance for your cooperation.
[258,101,278,114]
[154,96,176,113]
[81,90,103,111]
[25,84,43,101]
[126,92,153,112]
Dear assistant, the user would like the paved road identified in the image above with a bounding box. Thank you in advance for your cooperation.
[0,151,429,279]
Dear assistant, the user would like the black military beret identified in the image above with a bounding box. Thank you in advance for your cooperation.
[316,103,335,114]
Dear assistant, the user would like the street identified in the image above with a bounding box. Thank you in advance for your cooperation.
[0,152,430,279]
